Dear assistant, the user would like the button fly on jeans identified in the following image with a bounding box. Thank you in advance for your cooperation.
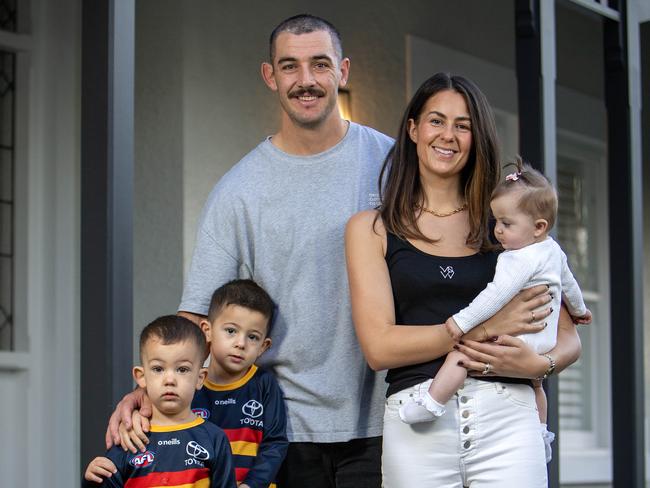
[462,410,470,418]
[463,426,470,434]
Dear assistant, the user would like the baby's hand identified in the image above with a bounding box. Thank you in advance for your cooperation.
[444,317,464,342]
[85,456,117,483]
[573,309,592,325]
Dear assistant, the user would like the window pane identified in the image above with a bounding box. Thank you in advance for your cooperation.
[0,0,17,33]
[559,299,598,432]
[557,156,598,433]
[557,161,597,290]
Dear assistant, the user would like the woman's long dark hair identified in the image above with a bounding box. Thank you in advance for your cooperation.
[377,72,500,251]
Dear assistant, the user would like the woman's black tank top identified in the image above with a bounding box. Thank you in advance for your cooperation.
[385,231,526,397]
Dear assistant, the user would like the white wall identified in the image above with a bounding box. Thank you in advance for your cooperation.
[0,0,81,485]
[133,1,186,354]
[29,0,80,483]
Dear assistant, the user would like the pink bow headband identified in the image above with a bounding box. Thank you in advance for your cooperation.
[505,171,521,182]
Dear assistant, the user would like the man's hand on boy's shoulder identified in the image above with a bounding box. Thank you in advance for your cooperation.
[105,386,152,450]
[119,409,151,453]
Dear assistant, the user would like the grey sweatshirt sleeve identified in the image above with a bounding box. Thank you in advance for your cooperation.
[179,185,250,315]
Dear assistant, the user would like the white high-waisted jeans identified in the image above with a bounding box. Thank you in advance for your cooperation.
[382,378,547,488]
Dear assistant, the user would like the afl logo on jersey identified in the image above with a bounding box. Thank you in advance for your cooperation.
[129,450,155,468]
[192,407,210,419]
[242,399,263,418]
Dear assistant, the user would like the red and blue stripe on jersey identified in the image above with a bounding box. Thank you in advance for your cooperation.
[192,365,287,488]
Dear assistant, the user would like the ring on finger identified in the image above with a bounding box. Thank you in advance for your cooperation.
[482,362,493,375]
[530,310,536,323]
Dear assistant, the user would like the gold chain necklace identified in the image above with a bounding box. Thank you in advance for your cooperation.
[415,203,467,218]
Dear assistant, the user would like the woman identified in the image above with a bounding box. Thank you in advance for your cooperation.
[345,73,580,487]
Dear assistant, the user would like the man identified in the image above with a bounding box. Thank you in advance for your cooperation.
[108,14,393,487]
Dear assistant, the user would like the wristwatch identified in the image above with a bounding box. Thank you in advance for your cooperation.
[536,354,556,380]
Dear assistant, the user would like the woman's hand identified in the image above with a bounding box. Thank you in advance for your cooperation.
[458,305,581,379]
[475,285,552,340]
[456,335,548,379]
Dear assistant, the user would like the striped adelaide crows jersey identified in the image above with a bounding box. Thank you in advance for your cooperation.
[88,417,236,488]
[192,365,288,488]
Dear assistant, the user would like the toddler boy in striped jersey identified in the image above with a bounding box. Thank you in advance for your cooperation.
[84,315,236,487]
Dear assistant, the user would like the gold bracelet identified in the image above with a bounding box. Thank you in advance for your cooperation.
[535,354,556,380]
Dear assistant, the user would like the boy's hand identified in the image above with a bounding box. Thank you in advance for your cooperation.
[84,456,117,483]
[105,387,152,449]
[119,409,151,453]
[573,309,592,325]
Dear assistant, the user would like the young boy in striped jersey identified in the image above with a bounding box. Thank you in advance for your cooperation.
[193,279,288,488]
[84,315,236,487]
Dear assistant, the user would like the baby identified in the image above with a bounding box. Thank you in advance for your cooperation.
[399,158,591,463]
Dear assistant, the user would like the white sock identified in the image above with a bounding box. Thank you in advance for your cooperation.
[421,392,446,416]
[399,399,435,424]
[540,423,555,464]
[398,392,446,424]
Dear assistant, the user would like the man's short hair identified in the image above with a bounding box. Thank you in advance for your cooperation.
[269,14,343,63]
[139,315,208,362]
[208,279,276,336]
